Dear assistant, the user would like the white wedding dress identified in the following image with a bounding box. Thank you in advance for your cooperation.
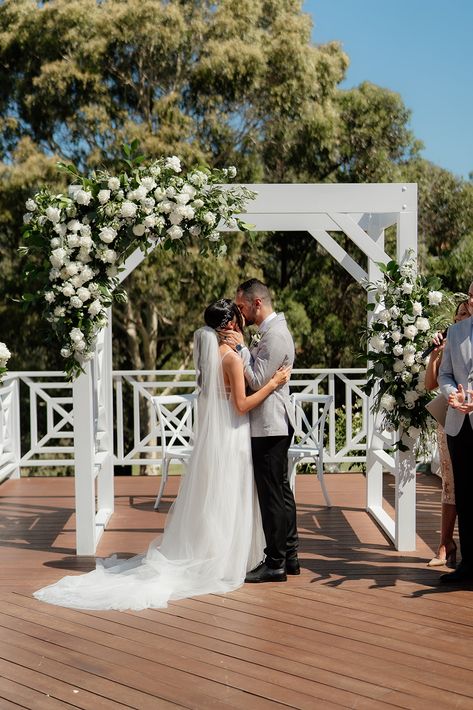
[34,327,265,610]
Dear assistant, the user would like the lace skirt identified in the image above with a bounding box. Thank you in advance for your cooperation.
[437,423,455,505]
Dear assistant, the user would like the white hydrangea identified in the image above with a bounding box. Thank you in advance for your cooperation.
[70,296,83,308]
[62,283,75,297]
[54,306,66,317]
[50,238,61,249]
[44,291,55,303]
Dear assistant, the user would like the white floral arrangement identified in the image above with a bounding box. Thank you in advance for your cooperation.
[21,145,256,379]
[0,342,11,383]
[363,252,449,451]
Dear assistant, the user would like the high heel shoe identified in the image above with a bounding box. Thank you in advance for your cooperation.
[427,541,457,568]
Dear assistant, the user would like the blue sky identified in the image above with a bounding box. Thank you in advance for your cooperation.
[303,0,472,180]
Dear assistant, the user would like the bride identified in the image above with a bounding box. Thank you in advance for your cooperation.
[34,299,290,610]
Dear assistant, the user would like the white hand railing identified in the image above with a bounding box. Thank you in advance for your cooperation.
[0,368,368,475]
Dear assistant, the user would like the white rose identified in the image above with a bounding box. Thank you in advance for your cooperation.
[60,347,72,358]
[415,317,430,332]
[189,170,208,187]
[393,359,404,373]
[154,187,166,202]
[70,275,82,288]
[88,299,103,316]
[144,215,157,228]
[182,183,196,198]
[79,235,93,250]
[98,189,111,204]
[54,306,66,317]
[428,291,443,306]
[411,363,421,374]
[74,340,86,352]
[65,262,79,277]
[70,328,84,343]
[70,296,83,308]
[67,234,80,248]
[404,390,419,407]
[377,309,391,323]
[44,291,55,303]
[403,352,415,367]
[227,166,237,178]
[165,186,176,198]
[141,197,155,212]
[75,189,93,205]
[53,223,67,237]
[393,344,403,356]
[0,342,11,361]
[67,219,82,232]
[158,200,173,214]
[49,268,60,281]
[169,210,184,225]
[128,185,147,202]
[401,370,413,384]
[369,335,385,353]
[140,177,157,192]
[50,238,61,249]
[192,199,204,209]
[77,287,91,302]
[391,330,402,343]
[165,156,181,173]
[46,206,61,223]
[180,205,194,220]
[108,177,120,191]
[68,184,82,198]
[380,394,396,412]
[99,226,117,243]
[120,201,138,218]
[402,313,415,324]
[404,325,418,340]
[26,198,37,211]
[167,225,183,240]
[50,248,68,268]
[132,223,146,237]
[80,266,94,283]
[175,192,190,205]
[412,301,422,316]
[103,249,117,263]
[208,231,220,242]
[62,283,75,297]
[401,282,413,295]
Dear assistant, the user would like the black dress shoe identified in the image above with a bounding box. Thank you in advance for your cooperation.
[286,558,301,575]
[439,563,473,585]
[245,561,287,583]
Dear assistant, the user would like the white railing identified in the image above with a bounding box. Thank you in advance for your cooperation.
[0,368,368,477]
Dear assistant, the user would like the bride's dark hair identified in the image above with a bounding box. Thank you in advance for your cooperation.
[204,299,243,332]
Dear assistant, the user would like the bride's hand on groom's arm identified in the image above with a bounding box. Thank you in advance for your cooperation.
[271,366,291,389]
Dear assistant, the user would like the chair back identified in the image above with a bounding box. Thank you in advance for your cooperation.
[152,394,197,453]
[290,393,333,450]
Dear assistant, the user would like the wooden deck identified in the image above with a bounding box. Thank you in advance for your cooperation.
[1,471,473,709]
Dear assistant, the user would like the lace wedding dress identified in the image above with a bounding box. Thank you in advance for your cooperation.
[34,327,264,610]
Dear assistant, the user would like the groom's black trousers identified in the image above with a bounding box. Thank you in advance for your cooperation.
[251,428,299,569]
[447,416,473,567]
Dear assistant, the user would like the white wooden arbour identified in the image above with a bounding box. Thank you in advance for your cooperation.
[73,182,417,554]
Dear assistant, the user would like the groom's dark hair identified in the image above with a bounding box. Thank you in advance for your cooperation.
[237,278,272,304]
[204,299,244,332]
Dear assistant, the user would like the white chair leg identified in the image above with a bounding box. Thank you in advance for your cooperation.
[317,457,332,507]
[154,458,170,510]
[288,460,298,494]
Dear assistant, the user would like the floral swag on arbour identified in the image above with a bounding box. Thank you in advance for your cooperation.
[21,145,256,379]
[364,253,451,451]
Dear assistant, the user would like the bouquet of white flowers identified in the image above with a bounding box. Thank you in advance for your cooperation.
[363,252,452,451]
[21,144,256,380]
[0,342,11,383]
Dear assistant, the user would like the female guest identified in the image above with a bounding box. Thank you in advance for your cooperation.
[425,300,470,567]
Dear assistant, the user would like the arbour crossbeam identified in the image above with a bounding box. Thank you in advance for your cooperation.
[74,182,417,554]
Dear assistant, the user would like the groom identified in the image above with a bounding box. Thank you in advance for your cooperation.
[224,278,299,582]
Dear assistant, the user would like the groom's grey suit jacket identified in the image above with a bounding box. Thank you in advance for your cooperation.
[438,315,473,436]
[239,313,295,437]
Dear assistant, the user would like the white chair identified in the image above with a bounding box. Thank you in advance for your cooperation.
[152,393,197,510]
[288,393,333,507]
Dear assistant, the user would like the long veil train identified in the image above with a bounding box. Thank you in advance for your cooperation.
[34,327,264,610]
